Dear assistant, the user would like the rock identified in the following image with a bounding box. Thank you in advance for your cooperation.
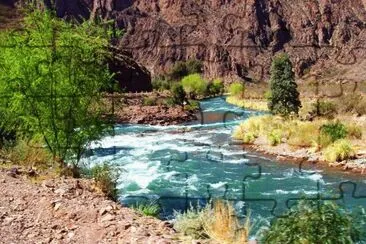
[101,213,116,222]
[99,205,113,216]
[7,168,19,178]
[3,217,14,225]
[54,202,62,211]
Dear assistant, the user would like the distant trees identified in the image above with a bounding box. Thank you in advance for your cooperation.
[268,53,301,116]
[0,6,114,169]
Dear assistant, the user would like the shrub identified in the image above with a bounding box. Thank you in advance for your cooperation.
[243,132,256,144]
[228,82,245,98]
[203,200,250,244]
[323,139,356,162]
[346,124,363,139]
[170,83,186,106]
[143,97,157,106]
[132,200,160,217]
[152,77,171,91]
[0,6,113,168]
[90,163,119,200]
[168,60,203,81]
[206,78,224,96]
[320,121,347,142]
[267,130,281,146]
[174,204,209,239]
[174,200,250,243]
[287,121,320,147]
[268,53,301,116]
[181,74,207,99]
[311,100,337,118]
[184,100,200,112]
[261,200,365,243]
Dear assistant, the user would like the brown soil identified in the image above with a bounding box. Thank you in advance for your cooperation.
[109,92,197,126]
[0,167,181,244]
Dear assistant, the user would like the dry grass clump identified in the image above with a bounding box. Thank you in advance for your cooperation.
[226,96,269,111]
[203,200,250,244]
[346,124,363,139]
[0,139,53,170]
[174,200,250,243]
[323,139,356,162]
[286,121,323,147]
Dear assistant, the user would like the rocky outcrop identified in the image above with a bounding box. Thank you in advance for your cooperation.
[8,0,366,82]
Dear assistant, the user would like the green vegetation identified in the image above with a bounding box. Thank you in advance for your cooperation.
[143,97,158,106]
[132,200,161,217]
[226,96,269,111]
[341,93,366,116]
[320,121,348,143]
[174,200,250,243]
[90,163,119,200]
[152,77,171,91]
[0,7,114,172]
[268,53,301,116]
[170,83,187,106]
[181,74,207,99]
[311,100,337,119]
[168,60,203,81]
[233,115,360,163]
[261,201,365,243]
[228,82,245,98]
[323,139,356,162]
[206,78,224,96]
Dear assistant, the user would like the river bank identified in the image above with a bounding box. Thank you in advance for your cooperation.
[0,166,181,244]
[109,92,197,126]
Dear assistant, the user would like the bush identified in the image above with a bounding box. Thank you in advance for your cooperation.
[132,200,160,217]
[320,121,347,142]
[152,77,171,91]
[174,204,209,239]
[170,83,186,106]
[90,163,119,200]
[174,200,250,243]
[323,139,356,162]
[267,130,281,146]
[243,132,256,144]
[168,60,203,81]
[228,82,245,98]
[143,97,157,106]
[184,100,200,112]
[287,121,320,147]
[346,124,363,139]
[340,93,366,115]
[261,200,365,243]
[0,6,113,168]
[311,100,337,118]
[206,78,224,96]
[181,74,207,99]
[203,200,250,244]
[268,53,301,116]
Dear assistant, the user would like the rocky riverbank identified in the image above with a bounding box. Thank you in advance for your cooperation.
[111,93,197,126]
[238,139,366,175]
[0,167,181,244]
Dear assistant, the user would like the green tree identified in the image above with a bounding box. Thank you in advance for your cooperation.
[261,201,365,243]
[228,82,245,98]
[171,83,186,105]
[168,60,203,81]
[181,74,207,99]
[268,53,301,116]
[0,6,114,169]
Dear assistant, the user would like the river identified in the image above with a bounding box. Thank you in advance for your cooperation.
[84,97,366,234]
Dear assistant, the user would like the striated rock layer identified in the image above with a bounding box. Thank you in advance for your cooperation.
[10,0,366,82]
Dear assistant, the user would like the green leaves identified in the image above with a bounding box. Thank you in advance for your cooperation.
[0,7,114,166]
[261,201,365,243]
[268,53,301,116]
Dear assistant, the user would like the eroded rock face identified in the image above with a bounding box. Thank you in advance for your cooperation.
[9,0,366,81]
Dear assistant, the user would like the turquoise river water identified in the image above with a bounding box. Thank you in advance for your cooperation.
[83,97,366,235]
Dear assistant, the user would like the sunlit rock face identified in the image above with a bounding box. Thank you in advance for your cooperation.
[9,0,366,82]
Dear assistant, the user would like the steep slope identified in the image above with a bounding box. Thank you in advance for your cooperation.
[6,0,366,82]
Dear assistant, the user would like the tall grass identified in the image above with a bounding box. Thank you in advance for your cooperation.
[174,200,250,243]
[323,139,356,162]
